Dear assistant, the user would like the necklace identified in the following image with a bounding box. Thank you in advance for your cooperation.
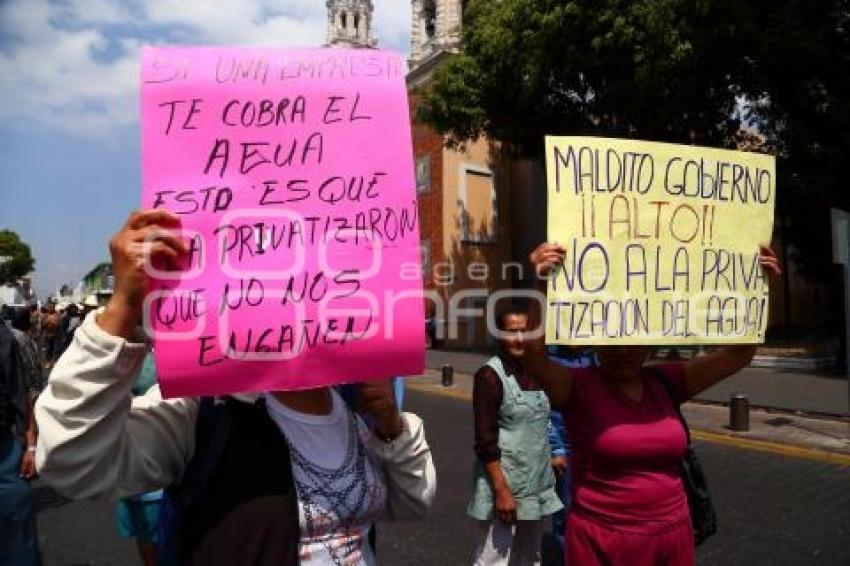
[286,411,384,565]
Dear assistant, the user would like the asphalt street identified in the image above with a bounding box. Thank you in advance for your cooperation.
[34,388,850,565]
[379,390,850,566]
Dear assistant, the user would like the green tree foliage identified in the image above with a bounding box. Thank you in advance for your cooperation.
[741,1,849,276]
[0,230,35,285]
[418,0,849,274]
[419,0,763,155]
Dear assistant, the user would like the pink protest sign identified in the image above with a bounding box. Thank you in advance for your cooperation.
[140,46,424,398]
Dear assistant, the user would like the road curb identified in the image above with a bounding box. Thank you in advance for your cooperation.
[690,430,850,467]
[406,381,850,467]
[685,398,850,423]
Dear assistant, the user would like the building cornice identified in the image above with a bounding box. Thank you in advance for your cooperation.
[406,49,455,90]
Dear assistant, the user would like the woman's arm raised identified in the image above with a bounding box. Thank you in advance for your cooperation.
[35,210,197,500]
[683,246,782,398]
[525,243,574,410]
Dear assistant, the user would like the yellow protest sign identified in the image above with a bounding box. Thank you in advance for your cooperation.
[545,136,776,345]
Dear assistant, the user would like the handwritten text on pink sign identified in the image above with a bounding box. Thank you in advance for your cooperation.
[141,47,424,398]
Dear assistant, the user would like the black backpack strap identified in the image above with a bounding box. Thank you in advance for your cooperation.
[646,366,692,445]
[647,366,718,544]
[160,396,232,565]
[169,396,233,506]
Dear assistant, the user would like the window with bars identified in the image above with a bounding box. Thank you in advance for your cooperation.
[416,155,431,194]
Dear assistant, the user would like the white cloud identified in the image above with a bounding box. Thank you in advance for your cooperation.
[374,0,411,55]
[0,0,410,138]
[55,0,137,25]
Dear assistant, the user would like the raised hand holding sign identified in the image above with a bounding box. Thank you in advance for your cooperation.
[545,136,776,345]
[140,47,424,397]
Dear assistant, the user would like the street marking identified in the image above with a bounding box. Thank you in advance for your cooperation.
[407,381,472,402]
[691,430,850,467]
[407,381,850,467]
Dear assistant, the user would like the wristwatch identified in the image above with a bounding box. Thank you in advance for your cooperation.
[25,446,36,453]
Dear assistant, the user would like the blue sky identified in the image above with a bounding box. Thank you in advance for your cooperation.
[0,0,411,298]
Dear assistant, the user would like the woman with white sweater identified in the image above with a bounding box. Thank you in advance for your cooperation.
[35,209,436,565]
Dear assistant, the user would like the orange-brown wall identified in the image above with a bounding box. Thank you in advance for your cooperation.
[410,94,444,292]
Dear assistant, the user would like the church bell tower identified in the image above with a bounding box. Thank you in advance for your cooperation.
[326,0,377,48]
[409,0,463,69]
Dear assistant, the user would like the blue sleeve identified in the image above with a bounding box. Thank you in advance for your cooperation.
[392,377,405,410]
[132,352,158,396]
[560,421,572,455]
[548,413,566,457]
[548,411,570,457]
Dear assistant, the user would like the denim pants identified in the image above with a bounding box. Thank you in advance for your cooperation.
[0,436,41,565]
[552,464,572,548]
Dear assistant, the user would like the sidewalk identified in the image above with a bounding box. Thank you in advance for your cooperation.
[413,355,850,462]
[425,349,850,416]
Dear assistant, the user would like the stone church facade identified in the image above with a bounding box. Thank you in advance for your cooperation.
[407,0,544,348]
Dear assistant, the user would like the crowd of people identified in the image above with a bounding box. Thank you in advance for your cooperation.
[0,295,102,565]
[1,298,99,373]
[0,209,780,566]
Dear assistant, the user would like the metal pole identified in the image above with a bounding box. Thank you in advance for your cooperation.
[829,209,850,416]
[729,394,750,432]
[840,264,850,418]
[441,364,454,387]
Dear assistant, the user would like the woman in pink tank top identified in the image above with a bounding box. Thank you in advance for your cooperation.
[525,242,781,566]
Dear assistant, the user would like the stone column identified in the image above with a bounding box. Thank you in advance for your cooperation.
[336,10,343,41]
[327,7,336,44]
[434,0,444,46]
[410,0,422,62]
[449,0,461,43]
[437,0,461,49]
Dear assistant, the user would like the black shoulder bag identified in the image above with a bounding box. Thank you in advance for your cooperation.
[650,368,718,545]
